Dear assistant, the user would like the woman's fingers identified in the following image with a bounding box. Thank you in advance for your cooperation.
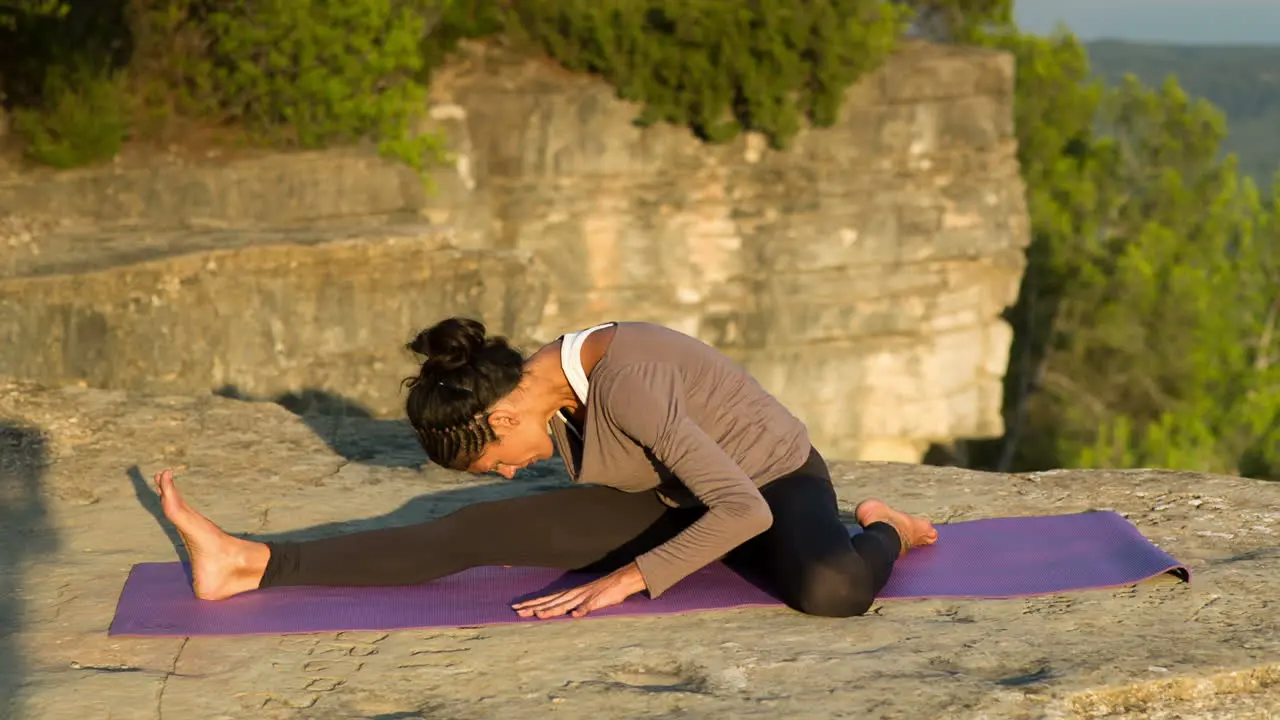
[510,593,554,611]
[513,588,589,618]
[511,574,634,620]
[510,566,644,621]
[524,597,579,619]
[511,589,577,610]
[570,596,601,618]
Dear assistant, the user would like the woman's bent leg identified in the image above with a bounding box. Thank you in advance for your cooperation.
[261,485,686,589]
[726,449,902,618]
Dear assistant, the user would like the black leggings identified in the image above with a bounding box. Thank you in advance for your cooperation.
[260,448,902,618]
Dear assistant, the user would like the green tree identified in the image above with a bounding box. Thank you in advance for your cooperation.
[965,28,1105,471]
[972,27,1280,479]
[0,0,66,30]
[1057,78,1279,477]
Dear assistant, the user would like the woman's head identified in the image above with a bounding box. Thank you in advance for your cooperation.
[403,317,554,476]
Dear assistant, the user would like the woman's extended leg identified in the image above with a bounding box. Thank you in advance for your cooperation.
[725,449,937,618]
[154,469,697,600]
[260,482,697,588]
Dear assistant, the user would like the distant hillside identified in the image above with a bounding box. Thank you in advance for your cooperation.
[1017,0,1280,46]
[1085,40,1280,190]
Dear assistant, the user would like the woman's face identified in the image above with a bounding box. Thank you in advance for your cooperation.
[465,403,555,479]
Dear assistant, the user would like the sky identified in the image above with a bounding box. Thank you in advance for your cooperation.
[1014,0,1280,45]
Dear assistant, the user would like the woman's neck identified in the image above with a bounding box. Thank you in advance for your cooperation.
[526,325,617,426]
[523,342,582,421]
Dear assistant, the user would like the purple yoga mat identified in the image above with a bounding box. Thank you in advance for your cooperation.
[109,510,1189,637]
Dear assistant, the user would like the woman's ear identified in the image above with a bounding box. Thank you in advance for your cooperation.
[486,407,521,434]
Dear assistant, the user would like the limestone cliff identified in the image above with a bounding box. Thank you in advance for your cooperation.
[425,39,1029,462]
[1,381,1277,720]
[0,39,1028,463]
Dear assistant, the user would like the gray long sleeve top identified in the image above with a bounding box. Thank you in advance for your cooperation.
[548,322,812,598]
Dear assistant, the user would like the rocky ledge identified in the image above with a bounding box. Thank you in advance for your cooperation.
[1,380,1277,719]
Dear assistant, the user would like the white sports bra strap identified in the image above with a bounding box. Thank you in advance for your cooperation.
[559,323,615,404]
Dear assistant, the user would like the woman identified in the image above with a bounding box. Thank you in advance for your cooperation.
[156,318,937,619]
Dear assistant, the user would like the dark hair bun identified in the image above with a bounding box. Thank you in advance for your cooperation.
[408,317,488,371]
[403,316,526,468]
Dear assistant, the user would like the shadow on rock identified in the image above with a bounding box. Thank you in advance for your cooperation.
[134,389,575,553]
[253,478,572,544]
[212,385,425,469]
[125,465,195,586]
[132,450,574,561]
[0,423,58,719]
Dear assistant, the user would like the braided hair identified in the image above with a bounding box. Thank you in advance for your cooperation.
[403,317,525,470]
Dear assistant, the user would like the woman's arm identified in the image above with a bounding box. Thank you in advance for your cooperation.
[602,363,774,598]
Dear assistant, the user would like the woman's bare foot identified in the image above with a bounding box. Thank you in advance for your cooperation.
[155,469,270,600]
[854,499,939,557]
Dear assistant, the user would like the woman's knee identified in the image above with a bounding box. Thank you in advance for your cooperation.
[790,567,877,618]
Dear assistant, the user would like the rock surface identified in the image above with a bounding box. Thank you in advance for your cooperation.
[0,39,1030,462]
[2,380,1277,720]
[0,223,548,415]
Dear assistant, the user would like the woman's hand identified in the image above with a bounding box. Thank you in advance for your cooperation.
[512,562,648,619]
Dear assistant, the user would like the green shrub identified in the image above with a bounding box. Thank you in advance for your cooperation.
[419,0,509,76]
[124,0,221,123]
[908,0,1011,41]
[6,1,1016,170]
[511,0,912,149]
[12,64,128,168]
[202,0,451,170]
[0,0,68,30]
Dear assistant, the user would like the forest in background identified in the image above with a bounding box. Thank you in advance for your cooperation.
[1086,40,1280,191]
[0,1,1277,480]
